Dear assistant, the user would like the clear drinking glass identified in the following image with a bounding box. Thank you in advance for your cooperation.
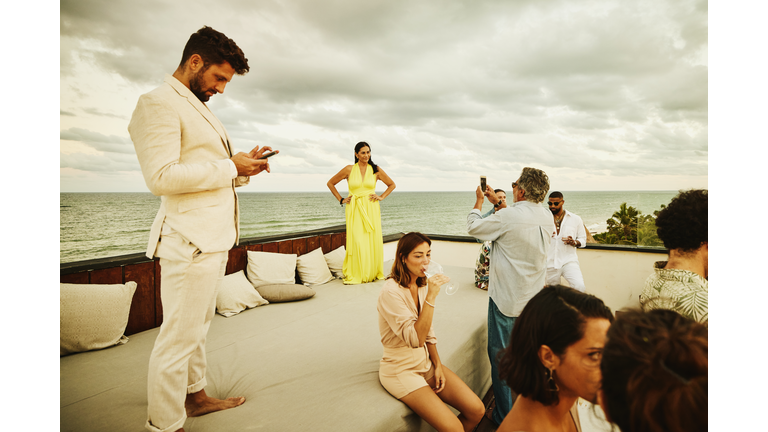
[423,262,458,295]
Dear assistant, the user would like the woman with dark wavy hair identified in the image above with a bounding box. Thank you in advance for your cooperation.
[377,232,484,431]
[598,309,707,432]
[327,142,396,284]
[496,285,613,432]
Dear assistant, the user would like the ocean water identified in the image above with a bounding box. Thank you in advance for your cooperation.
[60,190,678,263]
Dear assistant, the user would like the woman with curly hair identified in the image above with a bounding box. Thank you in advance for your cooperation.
[598,309,707,432]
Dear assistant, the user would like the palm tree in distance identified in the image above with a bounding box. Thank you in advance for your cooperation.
[594,202,665,246]
[612,203,639,240]
[596,202,640,245]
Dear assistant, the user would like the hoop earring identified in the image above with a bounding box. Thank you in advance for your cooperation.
[546,368,559,392]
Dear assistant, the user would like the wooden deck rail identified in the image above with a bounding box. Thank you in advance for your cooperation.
[60,225,347,336]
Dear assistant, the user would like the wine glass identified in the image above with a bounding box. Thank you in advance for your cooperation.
[423,261,458,295]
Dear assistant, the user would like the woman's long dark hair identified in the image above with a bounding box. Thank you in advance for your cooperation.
[354,141,379,174]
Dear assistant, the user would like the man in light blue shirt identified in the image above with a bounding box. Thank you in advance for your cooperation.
[467,167,555,426]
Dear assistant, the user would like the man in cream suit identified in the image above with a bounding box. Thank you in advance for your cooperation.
[128,26,276,432]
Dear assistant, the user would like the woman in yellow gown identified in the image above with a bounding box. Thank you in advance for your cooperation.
[327,142,396,284]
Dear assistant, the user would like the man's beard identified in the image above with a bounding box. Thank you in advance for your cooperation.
[550,207,561,215]
[189,69,211,102]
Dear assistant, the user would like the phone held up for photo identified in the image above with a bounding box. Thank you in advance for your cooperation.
[480,176,486,192]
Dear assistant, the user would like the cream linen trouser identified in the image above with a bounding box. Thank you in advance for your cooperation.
[546,261,586,292]
[146,232,228,432]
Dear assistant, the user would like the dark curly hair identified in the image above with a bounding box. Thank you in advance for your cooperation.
[600,309,707,432]
[179,26,250,75]
[655,189,707,252]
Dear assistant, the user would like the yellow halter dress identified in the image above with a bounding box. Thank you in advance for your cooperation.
[343,164,385,284]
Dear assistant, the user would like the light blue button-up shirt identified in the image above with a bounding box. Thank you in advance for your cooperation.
[467,201,556,317]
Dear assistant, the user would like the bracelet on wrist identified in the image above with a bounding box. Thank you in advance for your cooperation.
[339,198,344,206]
[425,300,435,308]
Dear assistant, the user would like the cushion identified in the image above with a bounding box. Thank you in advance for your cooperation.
[216,270,269,317]
[256,284,316,303]
[60,281,137,356]
[247,251,298,288]
[297,247,334,286]
[324,246,345,278]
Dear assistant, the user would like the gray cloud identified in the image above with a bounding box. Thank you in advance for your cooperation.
[60,128,135,154]
[81,108,128,120]
[60,0,707,191]
[60,152,140,173]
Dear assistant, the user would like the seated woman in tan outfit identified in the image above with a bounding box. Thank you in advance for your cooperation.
[377,232,485,432]
[497,285,613,432]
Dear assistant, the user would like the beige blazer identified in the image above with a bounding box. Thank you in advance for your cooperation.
[128,74,250,258]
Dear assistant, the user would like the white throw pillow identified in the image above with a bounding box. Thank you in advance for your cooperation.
[60,282,137,356]
[324,246,345,278]
[246,251,298,288]
[297,247,334,286]
[216,270,269,317]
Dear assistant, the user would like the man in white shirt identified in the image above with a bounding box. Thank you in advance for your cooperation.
[467,167,555,426]
[545,191,587,292]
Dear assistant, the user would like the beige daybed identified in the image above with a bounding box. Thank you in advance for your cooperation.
[60,262,491,431]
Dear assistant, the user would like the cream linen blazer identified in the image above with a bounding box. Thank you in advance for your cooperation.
[129,74,250,258]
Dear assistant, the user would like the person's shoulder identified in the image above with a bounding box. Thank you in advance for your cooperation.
[333,165,353,177]
[379,279,406,300]
[138,81,176,105]
[382,278,402,291]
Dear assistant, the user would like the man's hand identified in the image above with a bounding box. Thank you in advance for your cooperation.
[484,185,499,205]
[562,236,580,247]
[248,146,277,160]
[231,146,278,177]
[474,186,485,210]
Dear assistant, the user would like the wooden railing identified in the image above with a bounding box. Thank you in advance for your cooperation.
[60,225,347,336]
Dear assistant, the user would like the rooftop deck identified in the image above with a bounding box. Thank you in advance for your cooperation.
[61,227,665,431]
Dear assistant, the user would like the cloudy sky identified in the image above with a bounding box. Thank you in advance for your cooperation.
[60,0,709,193]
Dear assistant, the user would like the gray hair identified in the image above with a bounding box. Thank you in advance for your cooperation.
[518,167,550,203]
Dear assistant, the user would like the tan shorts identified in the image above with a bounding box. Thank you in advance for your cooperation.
[379,346,435,399]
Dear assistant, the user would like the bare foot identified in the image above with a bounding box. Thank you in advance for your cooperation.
[185,389,245,418]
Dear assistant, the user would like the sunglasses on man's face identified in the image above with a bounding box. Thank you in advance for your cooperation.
[548,201,562,206]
